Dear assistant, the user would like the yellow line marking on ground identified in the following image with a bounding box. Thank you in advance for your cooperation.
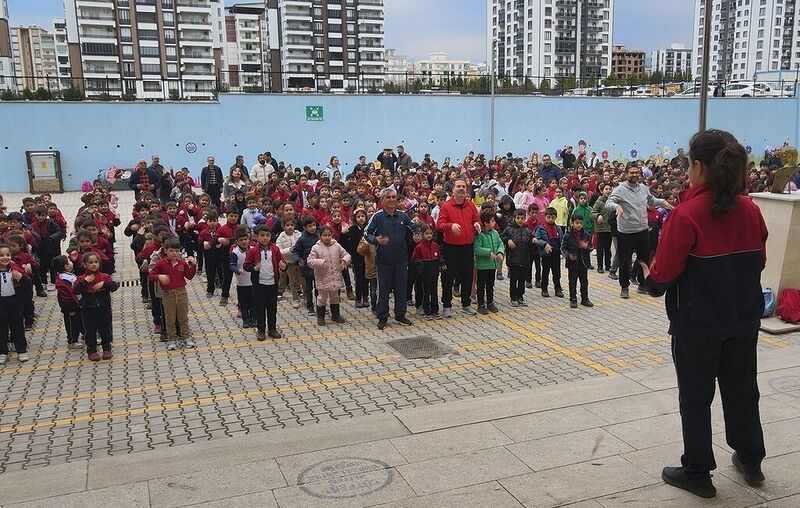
[573,336,669,353]
[758,334,791,349]
[591,279,665,310]
[488,314,617,376]
[607,357,630,370]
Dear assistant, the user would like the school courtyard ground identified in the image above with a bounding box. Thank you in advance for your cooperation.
[0,190,798,507]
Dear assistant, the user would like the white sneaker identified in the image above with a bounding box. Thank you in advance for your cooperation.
[96,337,102,344]
[68,342,84,350]
[0,354,6,365]
[292,300,301,309]
[181,340,196,349]
[461,306,477,316]
[442,307,453,318]
[47,283,56,292]
[18,353,29,362]
[415,306,425,316]
[166,341,178,351]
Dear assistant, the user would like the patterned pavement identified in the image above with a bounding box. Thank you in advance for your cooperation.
[0,190,797,473]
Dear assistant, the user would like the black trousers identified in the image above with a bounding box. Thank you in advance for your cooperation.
[139,268,149,299]
[509,264,526,301]
[253,283,278,332]
[63,311,83,343]
[441,244,474,308]
[420,272,439,315]
[303,272,316,310]
[540,254,562,292]
[149,286,160,324]
[237,285,254,325]
[82,306,112,353]
[567,264,589,301]
[207,185,222,208]
[18,277,34,327]
[596,232,613,271]
[353,262,368,302]
[204,250,222,295]
[476,269,496,306]
[672,329,765,475]
[406,263,422,308]
[376,262,408,320]
[617,230,650,289]
[525,251,541,284]
[0,296,27,354]
[221,263,233,299]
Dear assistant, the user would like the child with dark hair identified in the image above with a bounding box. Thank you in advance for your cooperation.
[6,235,37,330]
[276,217,303,309]
[474,211,504,314]
[0,243,29,364]
[291,216,319,316]
[307,225,351,326]
[243,225,286,341]
[149,237,197,350]
[125,202,152,303]
[198,211,223,298]
[53,255,84,349]
[411,224,445,319]
[74,252,119,361]
[535,207,564,298]
[30,205,63,296]
[215,210,239,307]
[502,209,535,306]
[230,226,255,328]
[562,215,594,308]
[524,204,542,288]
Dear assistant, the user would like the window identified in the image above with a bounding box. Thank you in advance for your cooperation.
[313,7,322,17]
[143,81,162,92]
[314,22,323,31]
[163,12,174,27]
[122,44,133,58]
[141,63,161,74]
[82,42,117,56]
[120,27,132,42]
[167,63,178,76]
[165,46,176,60]
[314,36,324,46]
[139,45,160,57]
[164,29,175,43]
[118,9,130,24]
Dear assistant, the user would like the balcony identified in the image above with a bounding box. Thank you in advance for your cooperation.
[176,0,212,13]
[178,16,211,30]
[76,0,115,7]
[180,34,213,46]
[77,13,117,27]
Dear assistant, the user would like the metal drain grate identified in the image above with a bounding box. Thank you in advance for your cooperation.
[387,336,456,360]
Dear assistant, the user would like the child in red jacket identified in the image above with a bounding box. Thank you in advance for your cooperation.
[74,252,119,361]
[7,234,37,330]
[53,255,84,350]
[149,237,197,351]
[0,243,29,364]
[411,224,446,319]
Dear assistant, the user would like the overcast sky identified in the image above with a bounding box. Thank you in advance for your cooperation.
[9,0,695,62]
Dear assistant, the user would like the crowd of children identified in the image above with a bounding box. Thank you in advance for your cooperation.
[1,142,789,362]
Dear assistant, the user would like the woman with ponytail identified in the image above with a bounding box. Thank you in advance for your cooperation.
[640,129,768,498]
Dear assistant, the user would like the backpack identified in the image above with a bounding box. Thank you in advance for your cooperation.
[776,288,800,324]
[763,288,777,318]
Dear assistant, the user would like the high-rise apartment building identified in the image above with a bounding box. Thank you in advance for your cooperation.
[414,53,478,85]
[53,19,74,89]
[692,0,800,82]
[276,0,385,92]
[384,48,412,84]
[650,43,692,77]
[0,0,13,91]
[611,45,644,80]
[488,0,614,83]
[63,0,226,99]
[10,26,62,91]
[224,2,280,92]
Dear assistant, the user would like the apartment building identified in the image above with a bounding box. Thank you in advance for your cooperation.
[384,48,412,84]
[650,42,692,77]
[53,19,74,89]
[693,0,800,82]
[10,26,61,91]
[0,0,13,91]
[224,2,281,92]
[64,0,226,99]
[488,0,614,83]
[276,0,385,92]
[611,45,645,80]
[414,52,478,85]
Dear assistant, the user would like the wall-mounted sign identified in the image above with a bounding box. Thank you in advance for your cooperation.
[186,142,197,153]
[306,106,324,122]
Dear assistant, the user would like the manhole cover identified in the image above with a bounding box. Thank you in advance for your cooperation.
[298,457,394,499]
[387,335,455,359]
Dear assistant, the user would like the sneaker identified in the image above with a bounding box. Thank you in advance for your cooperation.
[637,286,649,295]
[487,303,499,313]
[554,289,564,298]
[102,350,113,360]
[570,300,578,308]
[97,337,102,344]
[154,323,162,333]
[620,287,630,299]
[307,307,316,316]
[415,306,425,316]
[597,268,605,274]
[277,293,283,301]
[292,300,301,309]
[442,307,453,318]
[166,341,178,351]
[525,282,533,289]
[511,300,520,307]
[242,320,254,329]
[424,314,436,321]
[18,353,29,362]
[141,296,149,304]
[68,342,84,350]
[608,272,619,280]
[587,265,595,270]
[496,271,504,280]
[145,301,152,310]
[24,323,32,331]
[219,297,228,306]
[461,305,477,316]
[661,466,716,498]
[0,354,6,365]
[732,452,765,487]
[47,283,56,292]
[256,330,266,341]
[395,316,413,326]
[36,290,48,298]
[534,279,541,288]
[182,340,196,349]
[268,329,283,339]
[541,290,550,298]
[205,292,214,299]
[429,313,441,320]
[236,309,242,318]
[518,300,528,307]
[581,299,594,308]
[477,305,489,315]
[88,352,101,361]
[160,333,168,342]
[377,319,387,330]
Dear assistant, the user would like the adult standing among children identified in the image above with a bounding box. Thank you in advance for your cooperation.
[396,145,413,172]
[364,187,419,330]
[148,154,165,178]
[201,156,224,208]
[437,178,481,317]
[129,159,158,201]
[538,154,562,185]
[639,129,767,498]
[604,163,672,299]
[230,155,250,182]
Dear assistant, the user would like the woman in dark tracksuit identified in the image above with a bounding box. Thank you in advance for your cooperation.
[641,129,767,498]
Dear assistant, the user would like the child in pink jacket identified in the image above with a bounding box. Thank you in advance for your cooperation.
[307,225,351,326]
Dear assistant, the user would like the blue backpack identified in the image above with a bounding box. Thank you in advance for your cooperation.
[763,288,777,318]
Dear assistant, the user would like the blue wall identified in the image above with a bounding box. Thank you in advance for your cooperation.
[0,94,797,192]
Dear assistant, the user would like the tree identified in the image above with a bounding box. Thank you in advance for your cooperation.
[34,87,52,100]
[121,89,137,101]
[539,78,551,94]
[649,70,664,85]
[62,86,84,101]
[168,88,181,101]
[604,74,618,87]
[586,75,598,88]
[21,88,35,100]
[0,89,17,101]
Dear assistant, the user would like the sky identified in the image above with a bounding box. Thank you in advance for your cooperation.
[8,0,696,62]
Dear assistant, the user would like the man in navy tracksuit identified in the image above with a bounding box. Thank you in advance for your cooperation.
[364,187,419,330]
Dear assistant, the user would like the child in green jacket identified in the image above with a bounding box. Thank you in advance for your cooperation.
[474,211,505,314]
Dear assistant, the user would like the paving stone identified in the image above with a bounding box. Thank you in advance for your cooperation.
[376,481,523,508]
[6,482,150,508]
[492,406,607,443]
[507,428,635,471]
[389,422,512,463]
[272,468,416,508]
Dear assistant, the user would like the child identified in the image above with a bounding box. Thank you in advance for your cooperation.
[411,224,444,319]
[473,211,505,314]
[230,226,255,328]
[149,237,198,350]
[341,209,369,308]
[502,209,534,307]
[125,202,151,303]
[0,243,29,364]
[276,217,303,309]
[562,214,594,308]
[7,235,37,330]
[524,204,541,288]
[53,255,84,349]
[198,211,223,298]
[570,192,595,270]
[550,187,570,229]
[74,252,119,360]
[356,234,378,313]
[307,225,351,326]
[535,207,564,298]
[291,217,319,316]
[243,225,286,341]
[215,210,239,306]
[30,205,63,295]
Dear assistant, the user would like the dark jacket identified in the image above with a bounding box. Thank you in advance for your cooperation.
[539,164,562,185]
[496,195,516,232]
[128,167,159,192]
[290,230,319,277]
[376,152,397,173]
[74,271,119,309]
[364,208,417,265]
[534,224,562,257]
[200,165,224,191]
[561,227,592,269]
[644,184,767,339]
[340,223,365,265]
[501,223,534,267]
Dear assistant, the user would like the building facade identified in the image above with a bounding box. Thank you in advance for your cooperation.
[223,2,280,92]
[0,0,13,91]
[488,0,614,84]
[650,43,692,78]
[384,48,412,84]
[10,26,61,92]
[414,52,478,85]
[611,45,645,81]
[693,0,800,82]
[63,0,226,99]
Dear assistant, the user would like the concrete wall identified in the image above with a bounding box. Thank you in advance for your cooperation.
[0,94,798,192]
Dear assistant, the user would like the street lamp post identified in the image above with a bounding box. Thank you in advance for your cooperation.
[489,38,496,159]
[699,0,713,132]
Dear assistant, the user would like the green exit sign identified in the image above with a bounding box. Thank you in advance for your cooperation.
[306,105,323,121]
